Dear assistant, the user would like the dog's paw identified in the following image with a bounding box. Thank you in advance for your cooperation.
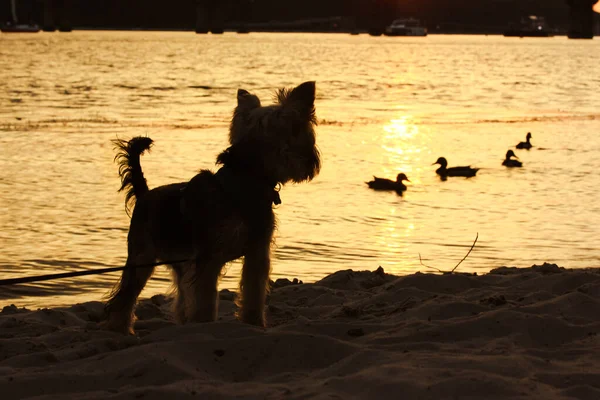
[187,308,217,324]
[98,319,135,335]
[238,311,266,327]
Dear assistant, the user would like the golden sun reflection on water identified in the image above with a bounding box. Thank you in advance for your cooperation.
[378,208,402,248]
[374,116,423,260]
[375,206,417,270]
[380,115,424,185]
[384,116,418,141]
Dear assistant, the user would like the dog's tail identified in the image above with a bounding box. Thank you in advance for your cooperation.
[112,136,154,215]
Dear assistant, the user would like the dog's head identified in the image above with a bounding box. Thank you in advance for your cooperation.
[218,81,321,185]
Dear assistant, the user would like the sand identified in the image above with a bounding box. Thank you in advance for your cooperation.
[1,263,599,400]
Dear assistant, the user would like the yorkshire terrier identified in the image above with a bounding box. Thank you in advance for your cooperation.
[103,81,321,334]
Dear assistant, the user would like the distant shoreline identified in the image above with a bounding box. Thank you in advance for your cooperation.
[1,28,579,37]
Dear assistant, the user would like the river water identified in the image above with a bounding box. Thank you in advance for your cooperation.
[1,31,599,307]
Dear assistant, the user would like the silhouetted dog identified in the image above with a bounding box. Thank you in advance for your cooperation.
[103,82,321,334]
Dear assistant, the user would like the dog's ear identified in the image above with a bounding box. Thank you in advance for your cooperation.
[237,89,261,109]
[237,89,249,101]
[278,81,315,117]
[289,81,315,104]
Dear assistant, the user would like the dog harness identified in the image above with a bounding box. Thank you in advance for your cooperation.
[214,166,281,207]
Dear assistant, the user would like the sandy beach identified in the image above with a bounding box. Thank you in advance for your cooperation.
[1,263,598,399]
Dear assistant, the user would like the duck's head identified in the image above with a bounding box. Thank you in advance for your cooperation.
[506,150,518,159]
[526,132,532,140]
[432,157,448,167]
[396,173,410,183]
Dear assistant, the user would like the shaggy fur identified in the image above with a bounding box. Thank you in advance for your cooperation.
[103,82,321,334]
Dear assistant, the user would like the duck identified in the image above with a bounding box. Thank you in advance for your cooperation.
[502,150,522,168]
[433,157,479,178]
[366,173,410,193]
[516,132,533,149]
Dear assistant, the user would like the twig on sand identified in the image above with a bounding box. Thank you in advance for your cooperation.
[419,233,479,274]
[450,232,478,273]
[419,253,443,273]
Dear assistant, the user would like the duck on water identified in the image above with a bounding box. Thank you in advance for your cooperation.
[502,150,523,168]
[366,173,410,194]
[433,157,479,179]
[516,132,533,149]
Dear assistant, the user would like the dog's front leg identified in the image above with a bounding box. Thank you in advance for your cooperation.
[237,245,271,327]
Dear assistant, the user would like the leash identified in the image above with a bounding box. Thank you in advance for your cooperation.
[0,259,190,287]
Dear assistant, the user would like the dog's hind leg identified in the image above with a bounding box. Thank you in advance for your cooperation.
[170,261,193,324]
[237,246,271,327]
[184,259,223,323]
[103,253,156,334]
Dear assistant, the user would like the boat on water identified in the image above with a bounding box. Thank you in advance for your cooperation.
[1,0,39,33]
[384,18,427,37]
[503,16,553,37]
